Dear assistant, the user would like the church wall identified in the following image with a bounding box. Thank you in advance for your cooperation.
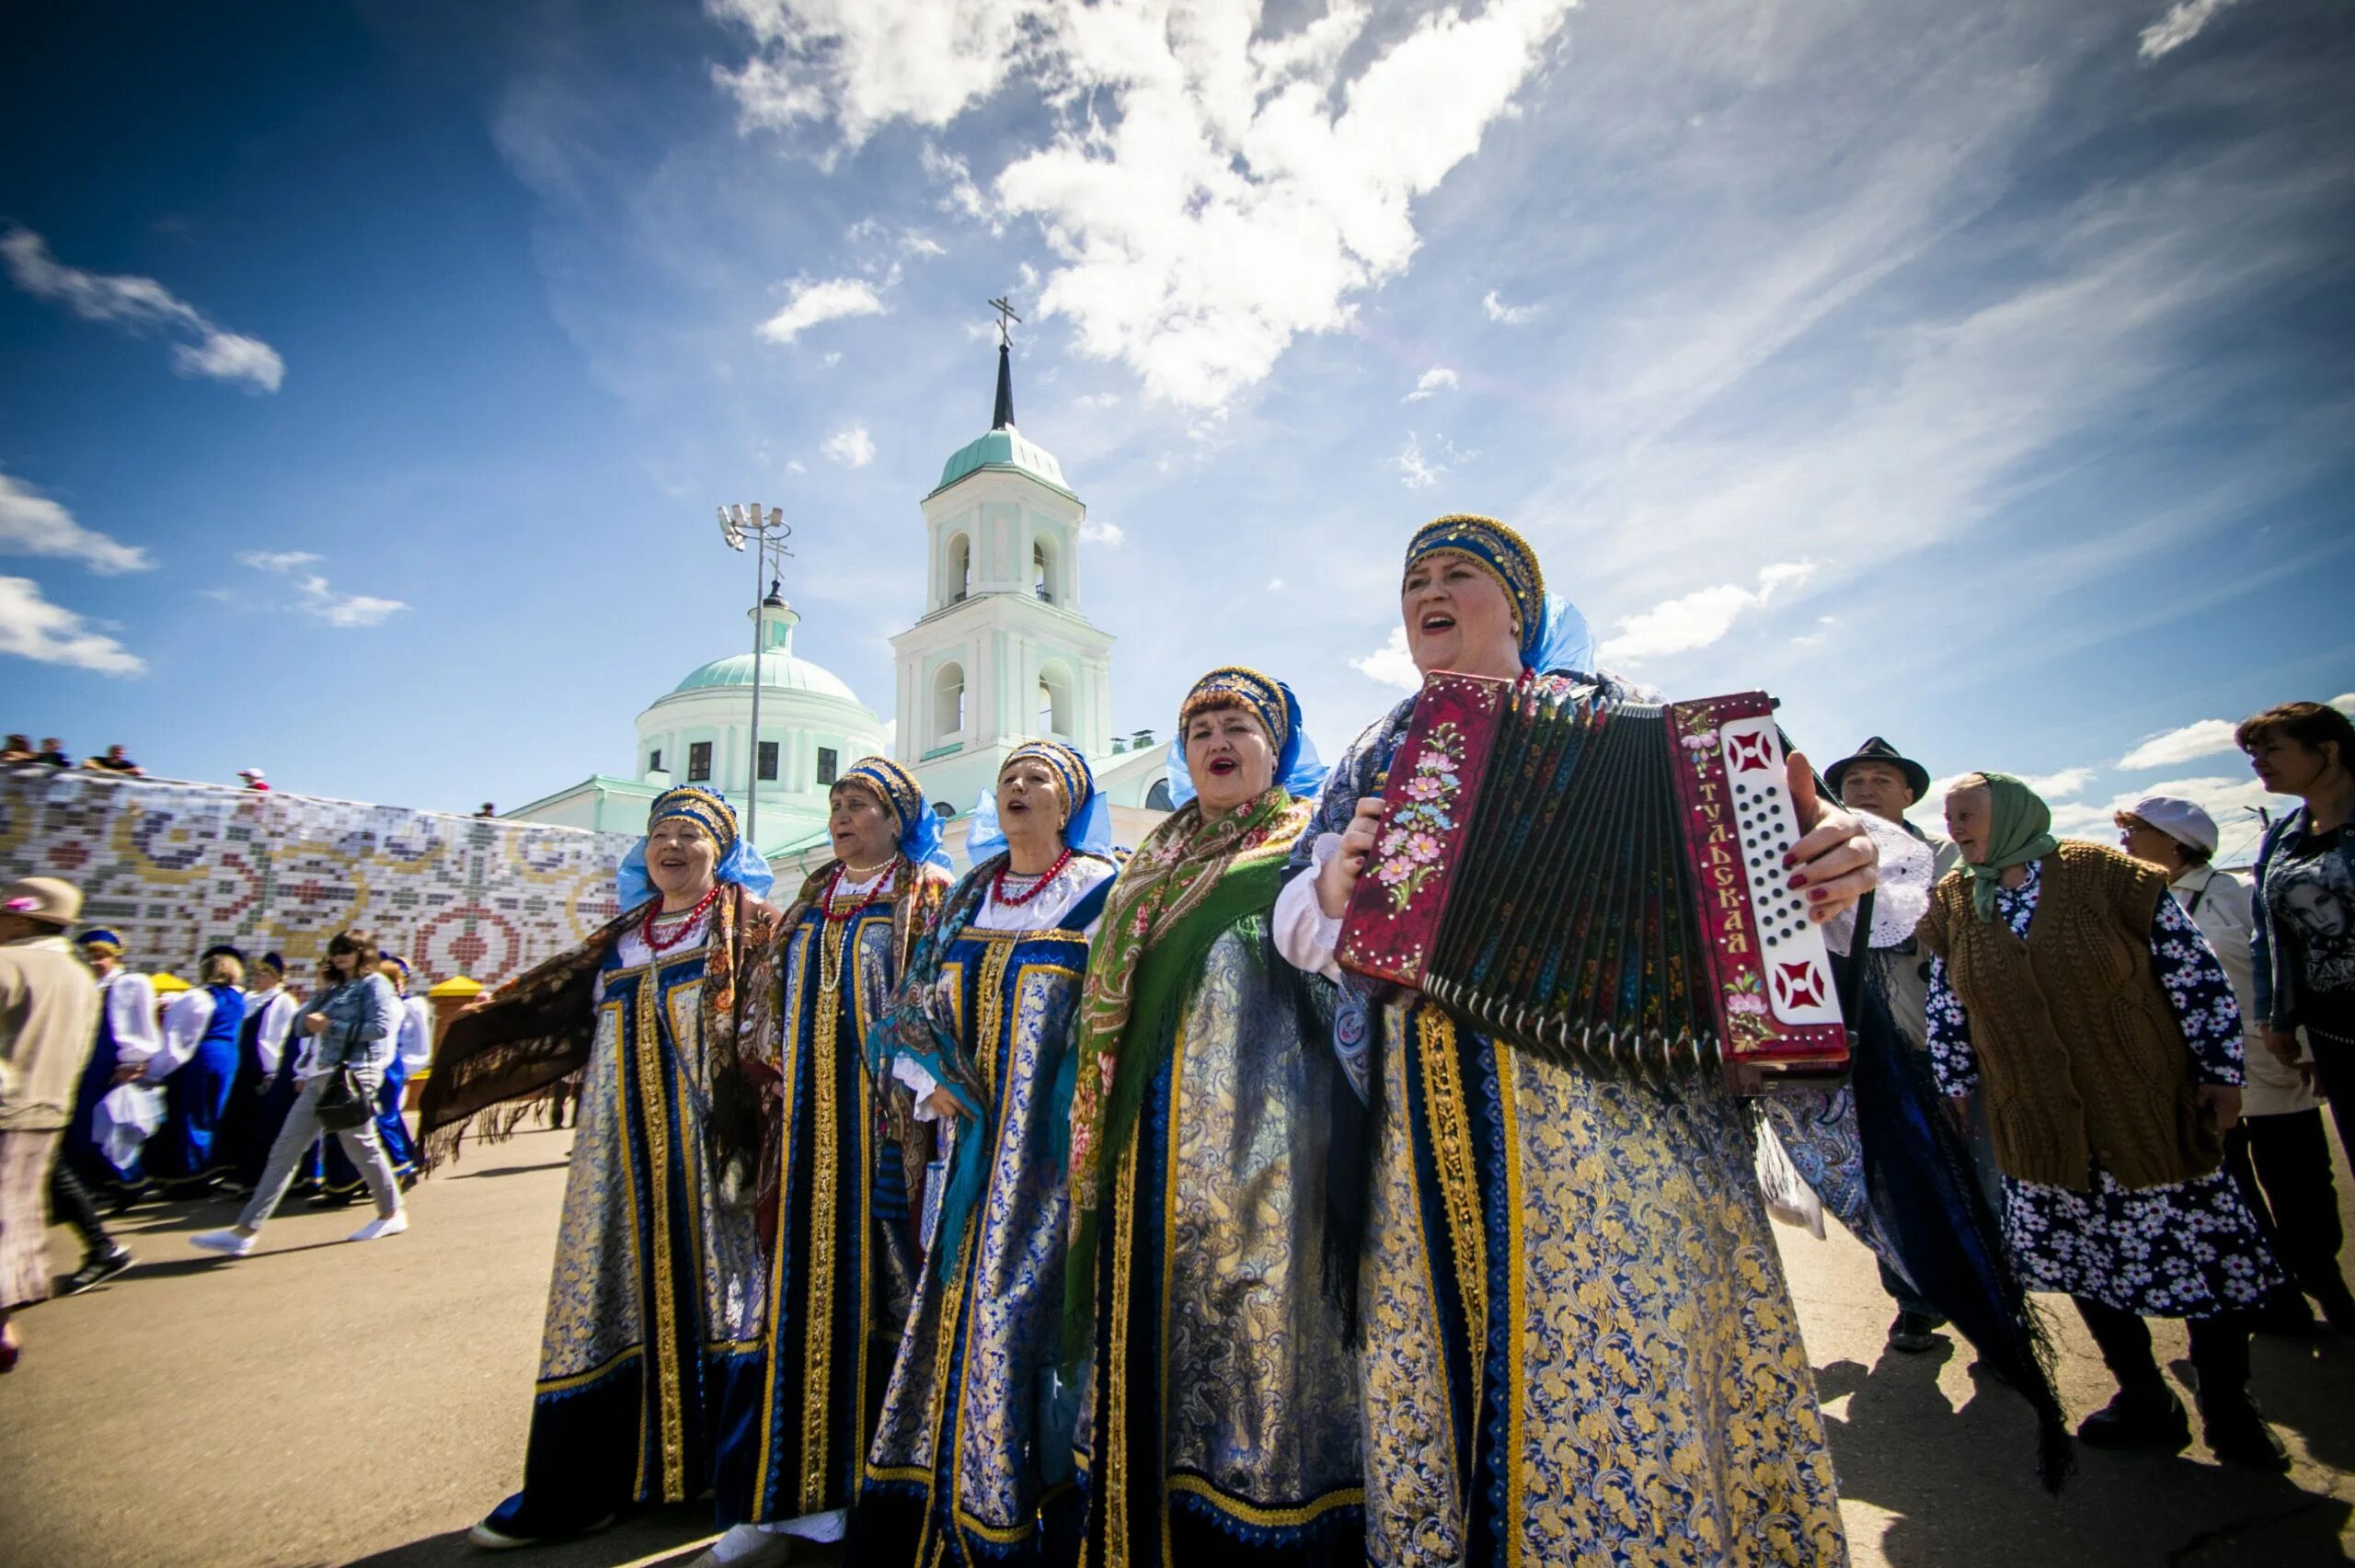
[1,771,638,989]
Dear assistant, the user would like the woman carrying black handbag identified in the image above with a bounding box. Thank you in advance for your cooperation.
[190,928,409,1257]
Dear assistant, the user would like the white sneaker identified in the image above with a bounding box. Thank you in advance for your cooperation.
[189,1229,256,1258]
[348,1212,409,1242]
[690,1525,795,1567]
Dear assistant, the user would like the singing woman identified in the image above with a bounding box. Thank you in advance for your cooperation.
[704,759,955,1568]
[421,786,782,1550]
[1271,515,1878,1567]
[1063,668,1364,1566]
[853,741,1119,1565]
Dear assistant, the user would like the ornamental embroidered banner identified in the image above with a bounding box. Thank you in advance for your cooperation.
[0,771,637,987]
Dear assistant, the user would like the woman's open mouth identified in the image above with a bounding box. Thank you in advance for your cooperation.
[1419,612,1455,634]
[1207,757,1237,776]
[1005,798,1031,815]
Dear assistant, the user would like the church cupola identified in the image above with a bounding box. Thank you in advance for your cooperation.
[890,298,1115,815]
[753,579,798,655]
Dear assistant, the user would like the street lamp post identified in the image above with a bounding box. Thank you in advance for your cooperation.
[717,501,793,849]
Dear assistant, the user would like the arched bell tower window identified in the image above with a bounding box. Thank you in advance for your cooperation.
[946,533,972,606]
[934,661,967,739]
[1037,661,1074,738]
[1032,536,1055,604]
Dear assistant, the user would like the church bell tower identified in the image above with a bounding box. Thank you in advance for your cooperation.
[889,309,1115,818]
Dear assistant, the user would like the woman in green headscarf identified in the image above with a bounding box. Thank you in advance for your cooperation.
[1063,667,1363,1566]
[1921,773,2291,1471]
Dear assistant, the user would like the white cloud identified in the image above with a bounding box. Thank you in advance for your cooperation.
[2336,693,2355,715]
[756,276,886,344]
[1482,288,1536,325]
[1599,560,1818,662]
[1394,431,1443,489]
[236,549,321,574]
[901,231,948,258]
[1350,627,1421,691]
[920,140,992,222]
[821,423,876,466]
[2,226,284,392]
[1079,517,1123,546]
[296,578,407,628]
[239,550,407,628]
[1405,366,1459,402]
[1267,577,1287,593]
[0,472,151,574]
[718,0,1577,408]
[2138,0,2255,61]
[2118,717,2239,770]
[2048,773,2280,847]
[786,458,808,475]
[2019,766,2095,799]
[821,349,843,368]
[0,575,144,674]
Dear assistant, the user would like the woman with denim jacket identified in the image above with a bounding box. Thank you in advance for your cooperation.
[2244,700,2355,1164]
[189,928,408,1255]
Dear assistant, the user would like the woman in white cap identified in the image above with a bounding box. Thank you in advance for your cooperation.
[2120,794,2355,1334]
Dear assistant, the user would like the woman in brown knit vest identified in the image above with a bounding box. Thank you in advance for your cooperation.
[1919,773,2290,1471]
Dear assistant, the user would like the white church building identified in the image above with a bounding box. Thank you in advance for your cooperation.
[509,340,1171,870]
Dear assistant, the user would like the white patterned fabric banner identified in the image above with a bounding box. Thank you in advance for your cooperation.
[0,771,637,988]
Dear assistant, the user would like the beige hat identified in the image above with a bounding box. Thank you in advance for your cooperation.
[1,876,84,926]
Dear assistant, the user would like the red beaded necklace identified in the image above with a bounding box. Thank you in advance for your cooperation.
[993,845,1073,909]
[641,883,722,953]
[823,859,899,922]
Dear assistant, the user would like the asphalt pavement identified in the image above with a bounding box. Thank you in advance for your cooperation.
[4,1123,2350,1567]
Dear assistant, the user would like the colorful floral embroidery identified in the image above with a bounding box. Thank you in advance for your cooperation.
[1369,721,1464,913]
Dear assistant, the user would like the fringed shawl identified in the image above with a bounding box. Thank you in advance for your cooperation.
[418,885,784,1202]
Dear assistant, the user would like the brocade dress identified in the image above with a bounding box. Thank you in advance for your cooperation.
[1073,832,1366,1567]
[1275,676,1848,1568]
[485,901,771,1540]
[718,859,951,1539]
[855,853,1118,1565]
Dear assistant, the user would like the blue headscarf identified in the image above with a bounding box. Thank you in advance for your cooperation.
[1403,513,1594,674]
[839,755,952,871]
[75,928,123,956]
[615,785,775,910]
[965,739,1112,861]
[1163,665,1330,807]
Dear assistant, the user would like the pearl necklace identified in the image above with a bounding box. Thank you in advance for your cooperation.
[823,858,898,923]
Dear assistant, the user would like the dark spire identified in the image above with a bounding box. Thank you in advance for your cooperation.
[992,340,1017,430]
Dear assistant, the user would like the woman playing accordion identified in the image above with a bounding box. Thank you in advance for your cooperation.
[1271,516,1880,1567]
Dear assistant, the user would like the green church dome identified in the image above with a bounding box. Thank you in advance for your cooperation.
[668,650,860,703]
[932,427,1074,500]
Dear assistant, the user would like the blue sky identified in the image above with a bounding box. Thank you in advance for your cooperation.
[2,0,2349,862]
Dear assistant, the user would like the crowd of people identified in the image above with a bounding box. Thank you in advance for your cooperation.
[0,917,437,1365]
[1,734,278,791]
[2,512,2349,1567]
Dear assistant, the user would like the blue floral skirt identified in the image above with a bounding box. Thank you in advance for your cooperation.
[2003,1166,2284,1317]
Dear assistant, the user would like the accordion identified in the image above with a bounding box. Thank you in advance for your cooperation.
[1336,673,1851,1092]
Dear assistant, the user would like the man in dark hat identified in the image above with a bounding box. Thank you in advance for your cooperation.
[1825,738,1975,1353]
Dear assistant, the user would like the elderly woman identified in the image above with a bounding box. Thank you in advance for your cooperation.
[1272,515,1876,1566]
[1921,773,2288,1471]
[705,758,956,1568]
[421,786,784,1549]
[853,740,1120,1565]
[1063,668,1362,1565]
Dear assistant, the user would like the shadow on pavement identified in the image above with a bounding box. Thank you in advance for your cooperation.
[327,1505,846,1568]
[1821,1343,2353,1567]
[447,1160,571,1180]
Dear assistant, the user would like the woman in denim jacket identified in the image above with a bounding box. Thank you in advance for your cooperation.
[190,928,409,1255]
[2243,701,2355,1162]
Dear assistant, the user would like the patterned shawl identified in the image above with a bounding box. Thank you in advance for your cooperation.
[1061,784,1315,1353]
[418,885,783,1206]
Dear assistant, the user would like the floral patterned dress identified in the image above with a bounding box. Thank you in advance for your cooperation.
[1926,861,2284,1317]
[1281,673,1847,1568]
